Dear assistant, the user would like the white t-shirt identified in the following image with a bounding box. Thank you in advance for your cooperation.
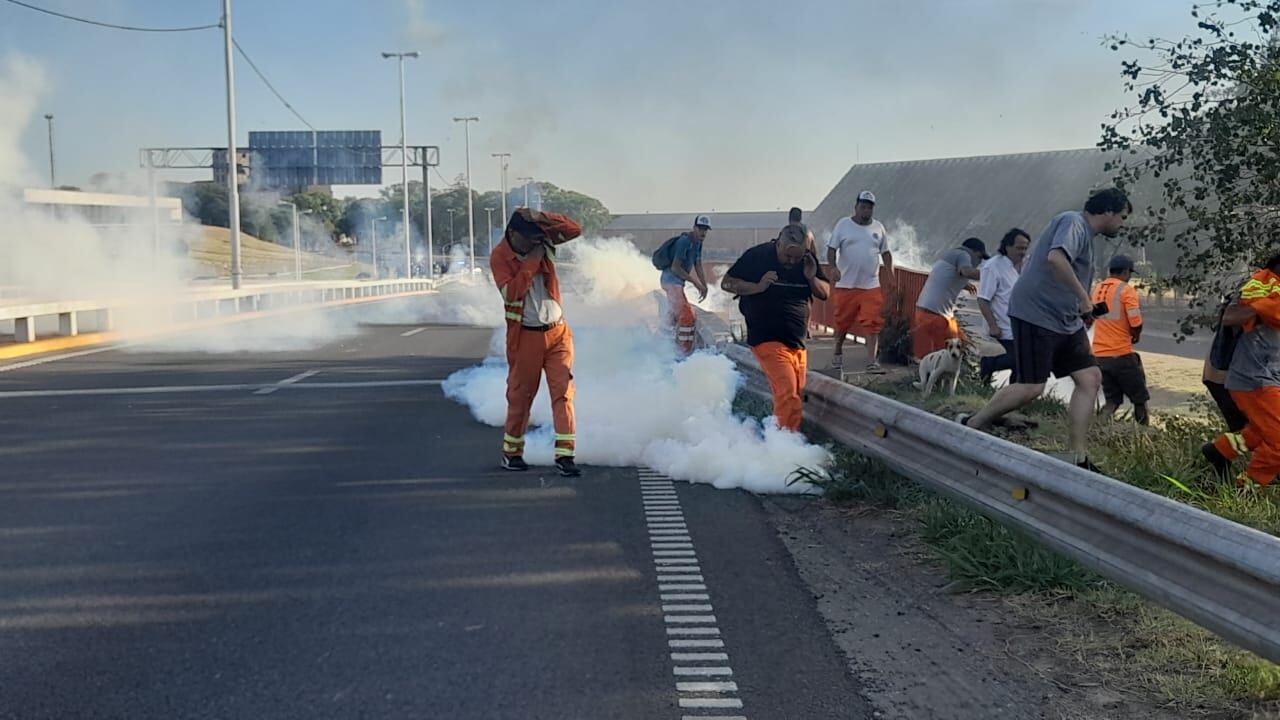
[977,254,1019,339]
[826,217,889,289]
[522,272,563,327]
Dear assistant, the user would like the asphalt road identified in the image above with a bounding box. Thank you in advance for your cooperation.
[0,312,871,719]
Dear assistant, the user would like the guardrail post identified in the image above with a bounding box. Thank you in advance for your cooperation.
[58,311,78,337]
[14,317,35,343]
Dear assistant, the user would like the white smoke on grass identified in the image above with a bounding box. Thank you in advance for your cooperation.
[436,236,830,494]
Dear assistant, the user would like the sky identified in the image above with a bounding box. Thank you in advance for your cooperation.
[3,0,1198,214]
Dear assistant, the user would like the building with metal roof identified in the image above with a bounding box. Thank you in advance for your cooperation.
[604,211,804,261]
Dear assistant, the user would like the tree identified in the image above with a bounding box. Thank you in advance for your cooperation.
[538,183,612,237]
[1100,1,1280,317]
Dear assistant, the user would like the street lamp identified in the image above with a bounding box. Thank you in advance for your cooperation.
[370,216,388,279]
[43,113,55,188]
[517,176,533,208]
[491,152,510,228]
[277,201,305,282]
[447,208,457,246]
[382,50,420,279]
[453,116,479,272]
[223,0,243,289]
[484,207,495,255]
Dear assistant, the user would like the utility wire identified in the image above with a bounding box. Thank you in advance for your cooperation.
[2,0,218,32]
[233,39,314,130]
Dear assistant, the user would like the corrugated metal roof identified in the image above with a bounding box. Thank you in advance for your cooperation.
[806,148,1134,257]
[606,211,802,232]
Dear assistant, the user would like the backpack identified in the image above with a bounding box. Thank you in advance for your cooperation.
[651,235,683,271]
[1209,300,1242,372]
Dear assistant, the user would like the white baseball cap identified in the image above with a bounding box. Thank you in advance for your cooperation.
[857,191,876,205]
[694,214,712,229]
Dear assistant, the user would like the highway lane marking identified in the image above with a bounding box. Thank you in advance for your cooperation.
[254,370,321,395]
[401,327,427,337]
[0,344,126,373]
[0,379,446,400]
[639,470,747,720]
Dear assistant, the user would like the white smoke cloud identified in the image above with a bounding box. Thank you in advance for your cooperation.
[433,236,830,494]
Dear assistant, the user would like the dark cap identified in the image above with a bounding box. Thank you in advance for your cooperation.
[961,237,990,260]
[1109,254,1139,275]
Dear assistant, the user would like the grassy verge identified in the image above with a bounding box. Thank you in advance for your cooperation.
[737,369,1280,712]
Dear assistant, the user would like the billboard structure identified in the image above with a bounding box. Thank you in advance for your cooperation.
[212,130,383,190]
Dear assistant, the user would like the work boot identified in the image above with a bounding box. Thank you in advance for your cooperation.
[501,455,529,472]
[1075,457,1104,474]
[1202,442,1232,482]
[555,457,582,477]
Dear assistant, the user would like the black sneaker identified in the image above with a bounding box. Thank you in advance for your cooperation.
[555,457,582,477]
[1076,457,1103,474]
[1202,442,1232,481]
[501,455,529,472]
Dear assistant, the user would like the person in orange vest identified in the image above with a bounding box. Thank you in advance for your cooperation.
[490,208,583,477]
[1091,255,1149,425]
[721,224,830,432]
[1204,253,1280,487]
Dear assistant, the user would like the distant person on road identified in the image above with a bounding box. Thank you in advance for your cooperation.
[977,228,1031,384]
[911,237,987,361]
[959,188,1132,471]
[826,191,894,374]
[490,208,584,477]
[1092,255,1150,425]
[722,224,830,432]
[654,215,711,356]
[1203,253,1280,487]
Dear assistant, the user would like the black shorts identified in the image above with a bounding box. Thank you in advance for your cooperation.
[1098,353,1150,406]
[1010,317,1097,385]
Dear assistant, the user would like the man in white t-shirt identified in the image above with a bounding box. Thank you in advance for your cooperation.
[977,228,1031,384]
[825,190,895,373]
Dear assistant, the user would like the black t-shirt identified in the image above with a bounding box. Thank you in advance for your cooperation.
[727,241,827,349]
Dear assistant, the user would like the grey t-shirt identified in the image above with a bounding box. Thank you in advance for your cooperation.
[916,248,973,319]
[1227,324,1280,391]
[1009,211,1096,334]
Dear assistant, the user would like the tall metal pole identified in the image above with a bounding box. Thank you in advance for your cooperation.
[422,159,433,280]
[372,216,387,279]
[43,113,55,188]
[485,207,495,255]
[293,205,302,281]
[453,117,479,272]
[223,0,243,290]
[447,209,456,246]
[518,176,532,208]
[491,152,510,229]
[383,51,419,279]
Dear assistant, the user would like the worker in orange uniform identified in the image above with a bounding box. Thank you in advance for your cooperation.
[1091,255,1149,425]
[490,208,583,477]
[1204,253,1280,487]
[721,224,830,432]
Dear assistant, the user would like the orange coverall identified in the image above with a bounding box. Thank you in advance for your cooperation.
[1212,268,1280,486]
[490,212,583,460]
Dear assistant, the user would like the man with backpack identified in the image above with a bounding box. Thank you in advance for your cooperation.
[654,215,711,355]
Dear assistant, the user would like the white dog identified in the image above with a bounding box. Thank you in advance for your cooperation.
[914,338,965,396]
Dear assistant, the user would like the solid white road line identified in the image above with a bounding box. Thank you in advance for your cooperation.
[254,369,320,395]
[400,327,426,337]
[0,378,447,400]
[676,681,738,693]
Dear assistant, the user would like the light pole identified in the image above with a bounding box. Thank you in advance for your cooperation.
[371,216,388,279]
[491,152,510,227]
[453,116,479,272]
[484,207,495,255]
[223,0,243,289]
[382,50,419,279]
[447,208,457,247]
[518,176,533,208]
[278,201,306,281]
[43,113,55,188]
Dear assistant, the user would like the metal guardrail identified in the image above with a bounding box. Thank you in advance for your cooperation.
[723,342,1280,663]
[0,279,436,343]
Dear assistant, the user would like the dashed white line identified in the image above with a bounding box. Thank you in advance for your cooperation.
[400,327,427,337]
[254,369,320,395]
[640,469,747,719]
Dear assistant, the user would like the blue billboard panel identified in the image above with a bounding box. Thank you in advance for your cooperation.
[244,130,383,187]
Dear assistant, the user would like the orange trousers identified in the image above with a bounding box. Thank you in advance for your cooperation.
[504,324,576,459]
[1213,386,1280,486]
[752,341,807,432]
[911,308,964,362]
[664,284,696,356]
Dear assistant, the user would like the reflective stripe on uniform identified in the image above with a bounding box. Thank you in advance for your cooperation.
[1226,432,1248,456]
[503,434,525,453]
[1241,278,1280,299]
[506,312,523,322]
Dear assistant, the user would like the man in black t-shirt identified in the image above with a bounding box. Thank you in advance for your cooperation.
[722,224,830,432]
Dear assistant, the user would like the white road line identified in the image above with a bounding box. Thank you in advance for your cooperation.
[666,627,720,635]
[661,594,709,601]
[677,681,738,693]
[657,575,705,583]
[669,639,726,648]
[673,653,731,663]
[0,378,446,400]
[655,568,701,575]
[663,615,717,624]
[681,715,746,720]
[400,327,426,337]
[0,344,126,373]
[679,698,744,709]
[654,556,697,563]
[663,605,713,612]
[673,666,734,676]
[254,369,320,395]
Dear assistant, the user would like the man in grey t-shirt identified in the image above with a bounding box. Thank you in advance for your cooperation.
[960,188,1131,472]
[911,238,986,361]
